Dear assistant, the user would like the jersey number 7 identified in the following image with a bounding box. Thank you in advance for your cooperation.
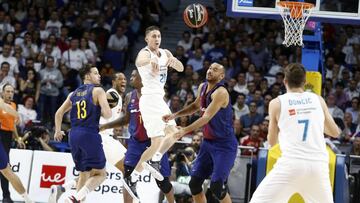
[298,119,309,141]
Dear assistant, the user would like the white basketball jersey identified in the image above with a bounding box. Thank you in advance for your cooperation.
[137,47,168,95]
[277,92,328,162]
[99,88,122,136]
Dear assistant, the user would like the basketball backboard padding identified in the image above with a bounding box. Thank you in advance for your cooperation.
[227,0,360,25]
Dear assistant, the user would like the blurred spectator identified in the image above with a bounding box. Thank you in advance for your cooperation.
[186,48,204,72]
[174,45,188,65]
[340,112,357,142]
[240,124,263,156]
[334,81,349,110]
[190,133,202,154]
[46,11,62,37]
[0,62,16,89]
[20,32,39,59]
[233,93,249,120]
[345,79,359,100]
[326,94,345,120]
[234,72,248,95]
[80,38,96,64]
[352,136,360,156]
[107,26,128,52]
[240,101,264,133]
[61,38,87,90]
[247,41,268,71]
[18,68,40,101]
[346,97,359,124]
[17,96,37,131]
[0,44,19,78]
[177,31,192,52]
[38,56,63,126]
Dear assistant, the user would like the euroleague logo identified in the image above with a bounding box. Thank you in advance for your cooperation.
[40,165,66,188]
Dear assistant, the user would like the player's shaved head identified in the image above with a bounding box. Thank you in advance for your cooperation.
[145,26,160,36]
[212,62,225,74]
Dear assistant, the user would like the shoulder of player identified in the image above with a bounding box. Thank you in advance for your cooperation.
[163,49,173,57]
[92,86,106,95]
[212,86,228,98]
[269,97,280,109]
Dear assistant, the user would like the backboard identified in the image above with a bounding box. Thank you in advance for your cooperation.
[227,0,360,24]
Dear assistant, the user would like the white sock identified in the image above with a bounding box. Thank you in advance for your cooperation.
[152,152,163,162]
[74,186,90,201]
[21,192,32,202]
[63,179,77,191]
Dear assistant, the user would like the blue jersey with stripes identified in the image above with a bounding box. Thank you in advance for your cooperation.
[200,81,236,141]
[127,90,148,142]
[70,84,101,131]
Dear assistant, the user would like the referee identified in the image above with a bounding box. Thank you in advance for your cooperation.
[0,84,25,202]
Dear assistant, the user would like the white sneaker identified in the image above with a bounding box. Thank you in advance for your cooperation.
[48,185,65,203]
[142,161,164,181]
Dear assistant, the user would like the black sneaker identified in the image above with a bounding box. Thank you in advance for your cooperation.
[142,160,163,181]
[2,197,13,203]
[122,176,140,202]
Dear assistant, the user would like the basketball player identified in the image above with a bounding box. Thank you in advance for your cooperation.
[0,98,33,203]
[250,63,340,203]
[54,65,111,203]
[48,73,128,203]
[100,69,175,202]
[125,26,183,194]
[162,63,237,203]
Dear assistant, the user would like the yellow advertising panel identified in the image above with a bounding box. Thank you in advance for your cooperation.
[305,71,322,95]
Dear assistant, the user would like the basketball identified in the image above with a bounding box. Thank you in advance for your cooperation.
[183,3,208,29]
[106,91,119,108]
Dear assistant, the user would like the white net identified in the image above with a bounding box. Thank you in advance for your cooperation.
[278,2,314,47]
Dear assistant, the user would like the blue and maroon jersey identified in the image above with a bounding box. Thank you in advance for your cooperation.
[70,84,101,131]
[200,81,235,141]
[127,90,148,142]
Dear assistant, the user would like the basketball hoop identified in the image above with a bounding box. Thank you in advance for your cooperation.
[277,1,314,47]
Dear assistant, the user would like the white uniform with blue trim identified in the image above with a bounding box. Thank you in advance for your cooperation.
[250,92,333,203]
[137,47,176,137]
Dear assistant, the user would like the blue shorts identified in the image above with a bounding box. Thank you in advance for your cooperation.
[69,128,106,172]
[124,137,170,177]
[191,139,237,182]
[0,142,8,170]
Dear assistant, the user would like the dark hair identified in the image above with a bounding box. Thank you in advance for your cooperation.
[79,64,95,81]
[1,61,10,68]
[2,83,13,91]
[284,63,306,88]
[145,26,160,36]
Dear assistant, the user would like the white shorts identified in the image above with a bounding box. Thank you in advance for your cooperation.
[250,158,333,203]
[100,132,127,165]
[139,94,176,137]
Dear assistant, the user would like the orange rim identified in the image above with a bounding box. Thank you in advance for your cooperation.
[277,1,314,18]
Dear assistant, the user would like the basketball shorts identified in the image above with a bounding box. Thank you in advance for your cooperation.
[69,128,106,172]
[124,137,171,177]
[191,139,237,182]
[139,94,176,137]
[0,142,8,170]
[100,131,127,165]
[250,157,333,203]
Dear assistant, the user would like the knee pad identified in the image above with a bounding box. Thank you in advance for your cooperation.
[189,176,204,195]
[123,165,134,178]
[210,181,228,200]
[156,177,173,194]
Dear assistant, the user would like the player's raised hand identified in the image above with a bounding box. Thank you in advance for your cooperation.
[54,130,65,141]
[163,114,175,122]
[166,56,177,68]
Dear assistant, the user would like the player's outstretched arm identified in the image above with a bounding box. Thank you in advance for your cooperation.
[318,95,341,138]
[267,98,280,147]
[165,49,184,72]
[163,83,203,122]
[95,87,112,119]
[54,93,72,141]
[135,49,159,76]
[180,87,228,136]
[0,98,18,118]
[100,92,131,131]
